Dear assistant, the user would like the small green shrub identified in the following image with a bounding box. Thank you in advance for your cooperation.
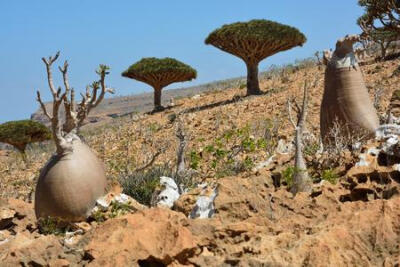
[37,217,72,235]
[243,157,254,170]
[304,142,320,156]
[119,164,173,206]
[321,169,338,184]
[281,166,295,187]
[109,201,134,218]
[190,150,201,170]
[91,209,106,223]
[148,122,161,133]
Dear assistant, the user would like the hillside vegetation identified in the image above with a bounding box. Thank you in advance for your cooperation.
[1,57,399,199]
[2,56,400,266]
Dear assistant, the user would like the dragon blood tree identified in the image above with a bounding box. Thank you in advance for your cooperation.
[320,35,379,143]
[34,52,114,222]
[0,120,51,158]
[358,0,400,34]
[205,19,306,95]
[122,58,197,112]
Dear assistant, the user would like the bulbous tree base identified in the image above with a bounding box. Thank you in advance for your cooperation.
[35,139,107,222]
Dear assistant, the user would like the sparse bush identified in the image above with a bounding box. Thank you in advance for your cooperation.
[304,141,320,156]
[119,164,174,206]
[281,166,295,187]
[91,209,106,223]
[192,124,273,178]
[109,201,134,218]
[321,169,339,185]
[189,150,201,170]
[37,217,72,235]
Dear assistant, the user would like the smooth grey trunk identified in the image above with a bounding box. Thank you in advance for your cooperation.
[246,62,261,95]
[290,82,312,195]
[291,126,312,194]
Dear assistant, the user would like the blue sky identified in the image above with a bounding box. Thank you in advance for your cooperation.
[0,1,363,123]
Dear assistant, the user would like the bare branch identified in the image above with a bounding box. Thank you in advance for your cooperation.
[36,91,51,120]
[287,98,297,128]
[133,150,161,173]
[298,80,309,129]
[41,51,60,98]
[75,65,114,129]
[59,60,70,96]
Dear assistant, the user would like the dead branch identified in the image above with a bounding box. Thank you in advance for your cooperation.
[132,150,161,173]
[175,117,187,177]
[75,65,115,130]
[36,52,114,155]
[37,52,69,155]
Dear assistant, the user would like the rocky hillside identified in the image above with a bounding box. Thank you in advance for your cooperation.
[1,58,400,266]
[30,76,249,128]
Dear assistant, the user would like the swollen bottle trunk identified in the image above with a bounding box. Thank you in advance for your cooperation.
[34,139,107,221]
[320,37,379,142]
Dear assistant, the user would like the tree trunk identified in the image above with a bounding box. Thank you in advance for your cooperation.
[291,81,312,195]
[380,42,387,60]
[153,87,163,111]
[246,62,261,95]
[291,126,312,194]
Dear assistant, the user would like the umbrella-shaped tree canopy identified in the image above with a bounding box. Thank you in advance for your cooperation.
[122,57,197,111]
[205,19,306,65]
[0,120,51,154]
[205,19,306,95]
[122,57,197,89]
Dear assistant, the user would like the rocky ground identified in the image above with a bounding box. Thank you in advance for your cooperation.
[1,58,400,266]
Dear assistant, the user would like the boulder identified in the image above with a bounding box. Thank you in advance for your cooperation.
[84,208,198,266]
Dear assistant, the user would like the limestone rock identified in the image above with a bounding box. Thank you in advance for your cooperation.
[84,208,197,266]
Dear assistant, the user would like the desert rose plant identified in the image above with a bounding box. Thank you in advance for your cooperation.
[320,35,379,143]
[34,52,114,222]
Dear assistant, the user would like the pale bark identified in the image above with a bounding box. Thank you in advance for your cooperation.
[36,52,114,155]
[288,80,315,195]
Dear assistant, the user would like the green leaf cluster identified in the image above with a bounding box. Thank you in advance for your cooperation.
[121,57,197,88]
[206,19,306,44]
[0,120,51,153]
[205,19,306,62]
